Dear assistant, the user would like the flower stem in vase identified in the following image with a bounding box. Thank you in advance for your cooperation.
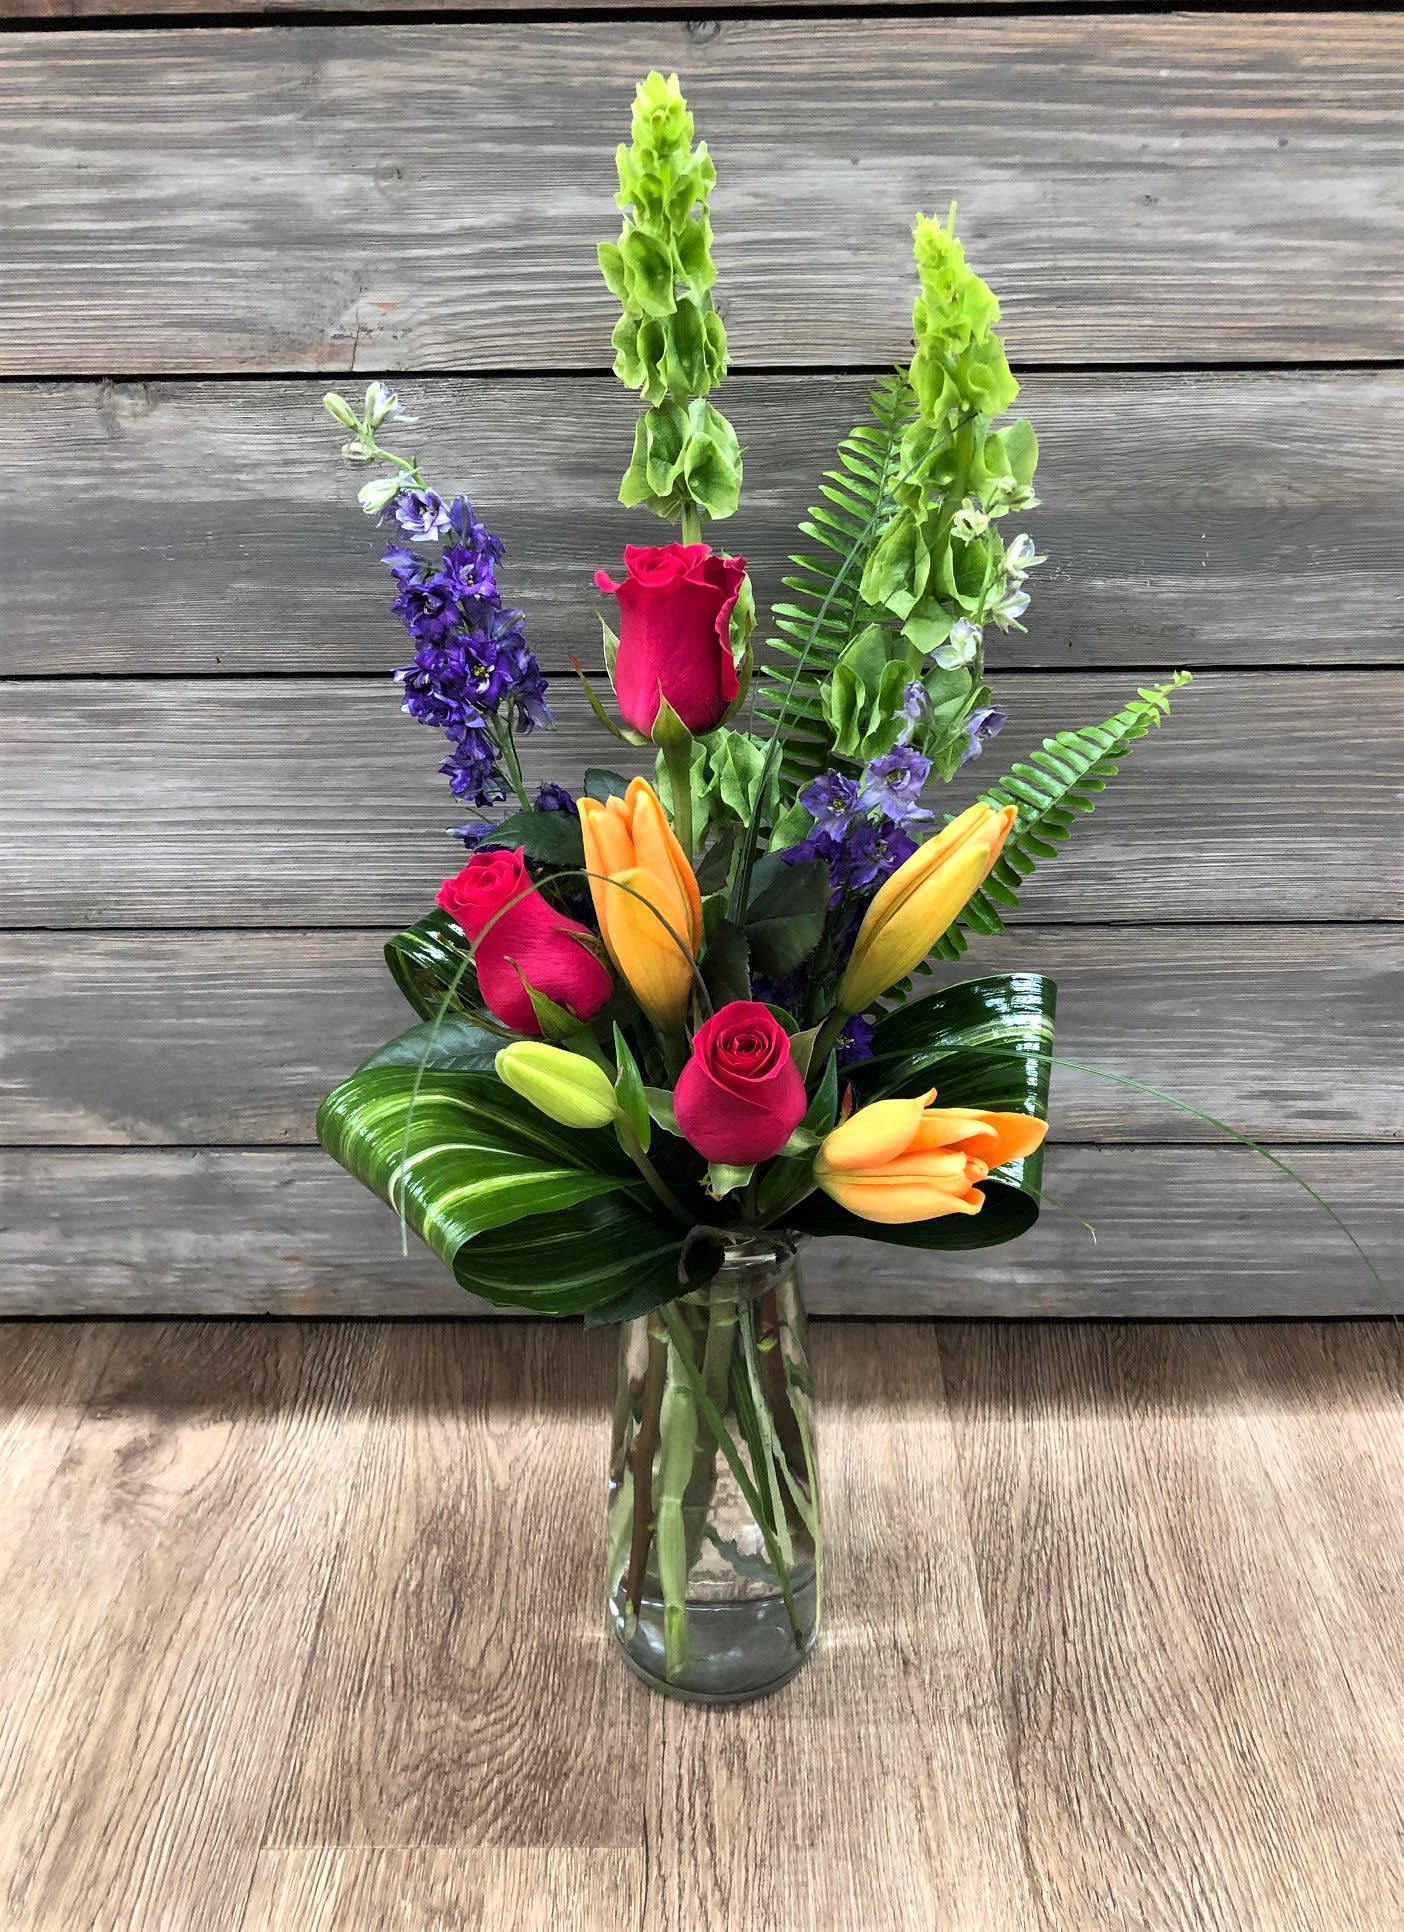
[655,1340,701,1677]
[679,1290,740,1569]
[624,1322,667,1618]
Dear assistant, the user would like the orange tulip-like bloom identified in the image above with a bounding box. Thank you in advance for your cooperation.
[813,1088,1047,1225]
[836,801,1017,1014]
[578,777,703,1033]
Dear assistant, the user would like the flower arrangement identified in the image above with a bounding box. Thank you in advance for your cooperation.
[316,73,1193,1698]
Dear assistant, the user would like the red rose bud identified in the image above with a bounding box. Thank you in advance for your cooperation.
[437,848,612,1036]
[673,1001,807,1165]
[595,542,748,738]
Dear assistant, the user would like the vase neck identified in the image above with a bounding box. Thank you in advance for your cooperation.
[679,1230,800,1307]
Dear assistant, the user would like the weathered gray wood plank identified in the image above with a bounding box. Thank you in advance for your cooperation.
[1,1146,1393,1317]
[2,672,1399,927]
[2,0,1032,16]
[1,926,1397,1148]
[9,372,1401,675]
[4,19,1402,373]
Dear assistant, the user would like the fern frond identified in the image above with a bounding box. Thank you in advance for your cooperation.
[929,673,1193,964]
[752,372,916,791]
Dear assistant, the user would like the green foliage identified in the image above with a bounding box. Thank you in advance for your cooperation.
[384,909,482,1021]
[932,674,1193,964]
[356,1015,503,1074]
[317,1066,688,1315]
[754,212,1046,797]
[742,854,831,977]
[600,72,740,523]
[753,371,915,791]
[789,972,1057,1251]
[478,807,584,867]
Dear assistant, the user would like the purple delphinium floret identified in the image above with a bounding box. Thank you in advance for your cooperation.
[859,747,933,823]
[844,818,919,892]
[377,486,551,803]
[960,704,1006,767]
[534,782,578,815]
[385,487,451,542]
[835,1013,877,1070]
[798,772,864,836]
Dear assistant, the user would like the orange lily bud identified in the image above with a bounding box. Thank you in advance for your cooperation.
[578,777,703,1033]
[835,802,1017,1014]
[813,1087,1047,1225]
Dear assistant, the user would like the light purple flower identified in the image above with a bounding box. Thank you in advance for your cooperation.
[859,748,933,823]
[959,704,1006,767]
[799,772,865,835]
[385,488,451,542]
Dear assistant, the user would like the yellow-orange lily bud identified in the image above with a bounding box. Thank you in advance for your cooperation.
[578,777,703,1033]
[813,1087,1047,1225]
[835,801,1017,1014]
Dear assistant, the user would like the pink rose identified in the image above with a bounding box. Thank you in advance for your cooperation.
[674,1001,807,1165]
[595,542,747,737]
[437,848,612,1036]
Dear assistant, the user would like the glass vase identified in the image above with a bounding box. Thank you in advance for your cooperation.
[605,1234,821,1703]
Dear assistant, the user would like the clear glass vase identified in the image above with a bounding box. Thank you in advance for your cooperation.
[606,1234,821,1703]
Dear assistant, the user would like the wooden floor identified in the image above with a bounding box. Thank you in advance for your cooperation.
[1,1322,1401,1931]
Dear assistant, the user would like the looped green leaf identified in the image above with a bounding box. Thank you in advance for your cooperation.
[789,972,1057,1252]
[317,1066,691,1316]
[384,909,481,1021]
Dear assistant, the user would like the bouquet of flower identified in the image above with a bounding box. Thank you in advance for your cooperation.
[316,73,1189,1698]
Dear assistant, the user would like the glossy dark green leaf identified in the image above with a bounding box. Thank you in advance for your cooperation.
[585,768,631,803]
[743,854,830,976]
[701,917,751,1008]
[356,1014,504,1074]
[479,808,585,867]
[695,824,739,895]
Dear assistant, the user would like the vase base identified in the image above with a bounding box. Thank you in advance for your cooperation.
[608,1574,819,1705]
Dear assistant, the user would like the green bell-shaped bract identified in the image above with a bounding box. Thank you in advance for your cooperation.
[600,72,741,524]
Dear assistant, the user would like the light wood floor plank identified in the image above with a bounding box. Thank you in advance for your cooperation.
[238,1847,645,1932]
[940,1324,1404,1931]
[0,1324,117,1597]
[265,1324,645,1852]
[643,1326,1040,1932]
[0,1322,369,1932]
[3,1321,1403,1930]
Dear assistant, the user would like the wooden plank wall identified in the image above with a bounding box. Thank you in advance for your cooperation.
[1,12,1400,1315]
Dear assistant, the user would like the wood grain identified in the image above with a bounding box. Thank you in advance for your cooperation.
[265,1322,644,1853]
[10,370,1401,675]
[3,1322,1404,1931]
[3,925,1398,1148]
[3,671,1400,928]
[238,1848,646,1932]
[4,18,1403,373]
[643,1323,1038,1932]
[0,1324,369,1932]
[1,1145,1395,1317]
[0,1325,117,1599]
[2,0,1033,18]
[939,1323,1404,1931]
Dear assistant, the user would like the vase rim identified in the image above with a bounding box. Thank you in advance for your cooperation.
[677,1225,802,1302]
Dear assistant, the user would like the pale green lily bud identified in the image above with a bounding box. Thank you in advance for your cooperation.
[495,1042,619,1130]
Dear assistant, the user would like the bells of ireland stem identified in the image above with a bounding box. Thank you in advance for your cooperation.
[836,802,1017,1015]
[494,1042,619,1131]
[813,1088,1047,1225]
[578,778,703,1035]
